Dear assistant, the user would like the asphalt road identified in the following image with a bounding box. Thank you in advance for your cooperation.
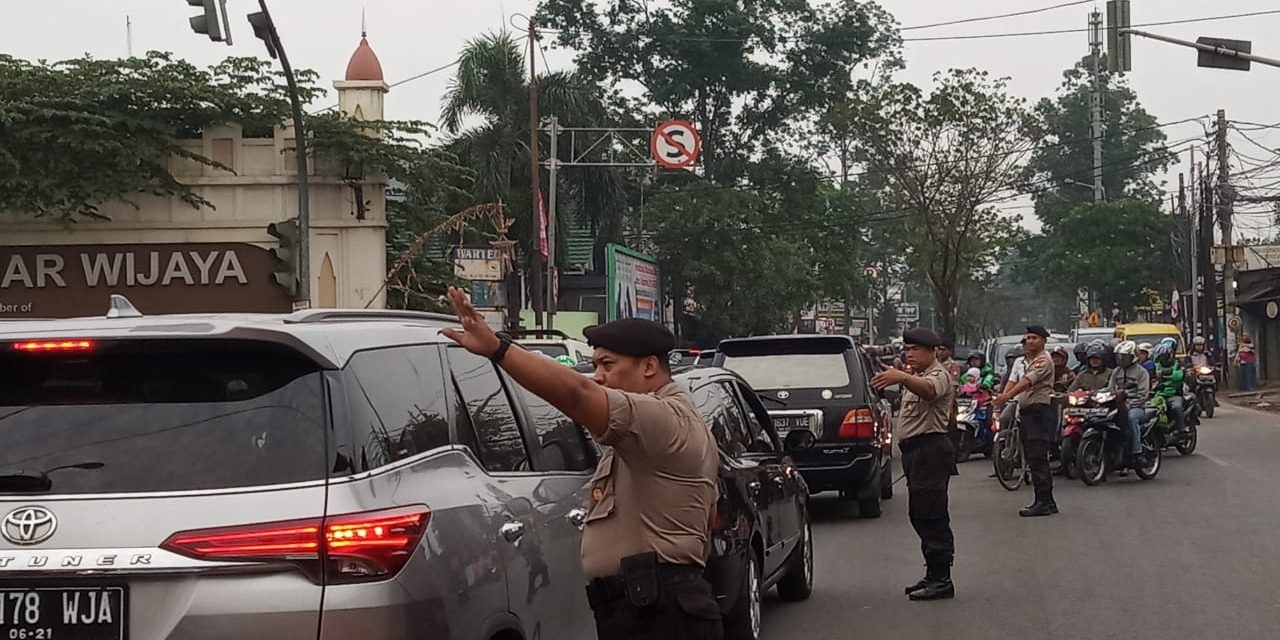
[762,402,1280,639]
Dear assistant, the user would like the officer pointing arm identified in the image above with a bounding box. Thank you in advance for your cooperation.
[442,287,723,640]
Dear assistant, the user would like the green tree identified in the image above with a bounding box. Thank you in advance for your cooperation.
[847,69,1035,340]
[1024,200,1179,315]
[537,0,901,180]
[1025,62,1175,227]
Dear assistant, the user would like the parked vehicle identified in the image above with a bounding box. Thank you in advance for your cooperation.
[512,328,593,363]
[1074,390,1163,485]
[716,335,894,518]
[0,300,603,640]
[1191,364,1218,419]
[676,367,813,640]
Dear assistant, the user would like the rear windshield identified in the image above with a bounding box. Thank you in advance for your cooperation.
[721,353,851,390]
[0,340,328,494]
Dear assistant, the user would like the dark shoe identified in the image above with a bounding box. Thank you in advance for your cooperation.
[1020,502,1057,517]
[904,576,930,595]
[908,577,955,601]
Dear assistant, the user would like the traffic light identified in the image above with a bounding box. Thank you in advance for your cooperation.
[267,219,301,297]
[187,0,224,42]
[1106,0,1132,73]
[248,12,279,59]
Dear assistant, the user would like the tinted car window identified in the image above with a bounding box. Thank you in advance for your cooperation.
[344,345,451,470]
[722,353,851,389]
[694,383,747,457]
[0,340,328,494]
[447,348,529,472]
[733,383,777,454]
[514,387,596,472]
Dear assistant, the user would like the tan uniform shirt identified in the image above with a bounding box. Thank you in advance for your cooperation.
[580,382,720,579]
[897,360,954,441]
[1017,352,1056,406]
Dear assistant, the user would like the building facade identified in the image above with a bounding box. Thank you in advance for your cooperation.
[0,35,391,318]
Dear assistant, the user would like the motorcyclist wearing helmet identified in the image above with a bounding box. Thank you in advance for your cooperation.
[1137,342,1157,378]
[1070,342,1112,391]
[1072,342,1090,375]
[1152,343,1186,434]
[1051,346,1075,393]
[1106,340,1151,462]
[1188,336,1216,369]
[965,351,997,390]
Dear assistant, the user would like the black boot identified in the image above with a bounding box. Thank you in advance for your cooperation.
[909,565,954,601]
[904,566,930,595]
[1019,501,1057,517]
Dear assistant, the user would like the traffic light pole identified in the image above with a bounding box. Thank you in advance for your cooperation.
[1119,29,1280,69]
[255,0,310,309]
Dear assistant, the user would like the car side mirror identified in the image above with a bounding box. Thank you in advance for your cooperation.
[784,430,816,453]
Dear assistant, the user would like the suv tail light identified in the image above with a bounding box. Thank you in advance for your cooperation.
[12,340,95,352]
[161,506,429,584]
[838,408,875,439]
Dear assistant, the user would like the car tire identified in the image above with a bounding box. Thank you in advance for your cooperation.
[724,552,763,640]
[858,494,882,518]
[776,518,814,601]
[880,466,894,500]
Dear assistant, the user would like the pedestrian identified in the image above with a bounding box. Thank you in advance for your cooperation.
[994,325,1059,517]
[1236,334,1258,391]
[871,327,957,601]
[441,287,722,640]
[937,336,961,377]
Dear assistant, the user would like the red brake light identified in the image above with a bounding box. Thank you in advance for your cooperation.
[161,506,430,583]
[12,340,95,352]
[838,409,875,439]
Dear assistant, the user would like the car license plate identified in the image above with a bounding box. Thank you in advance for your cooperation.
[1064,408,1105,417]
[772,416,811,434]
[0,586,126,640]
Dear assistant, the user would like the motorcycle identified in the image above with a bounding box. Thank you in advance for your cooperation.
[954,397,993,463]
[1149,393,1199,456]
[1073,390,1162,485]
[1191,365,1217,419]
[1058,389,1092,480]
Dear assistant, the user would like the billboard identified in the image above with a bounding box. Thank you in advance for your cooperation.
[451,246,504,281]
[606,244,661,322]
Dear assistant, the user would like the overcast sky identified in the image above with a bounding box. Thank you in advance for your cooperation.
[5,0,1279,236]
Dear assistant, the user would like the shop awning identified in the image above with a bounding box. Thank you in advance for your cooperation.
[1237,267,1280,305]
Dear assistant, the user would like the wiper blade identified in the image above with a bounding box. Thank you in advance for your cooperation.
[0,462,104,493]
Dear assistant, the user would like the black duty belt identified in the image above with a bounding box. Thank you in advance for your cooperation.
[586,562,705,608]
[899,431,948,451]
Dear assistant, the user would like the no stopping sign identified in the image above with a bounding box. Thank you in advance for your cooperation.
[650,120,701,169]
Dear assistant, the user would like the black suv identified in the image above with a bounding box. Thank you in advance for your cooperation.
[675,367,813,640]
[716,335,894,518]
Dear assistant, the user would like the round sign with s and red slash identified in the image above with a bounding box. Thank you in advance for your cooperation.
[650,120,701,169]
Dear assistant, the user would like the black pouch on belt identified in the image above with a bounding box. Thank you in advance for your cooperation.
[620,552,660,607]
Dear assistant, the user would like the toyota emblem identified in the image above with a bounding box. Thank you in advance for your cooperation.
[777,391,790,400]
[2,507,57,546]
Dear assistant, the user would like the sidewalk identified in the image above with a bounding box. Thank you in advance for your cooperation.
[1223,382,1280,412]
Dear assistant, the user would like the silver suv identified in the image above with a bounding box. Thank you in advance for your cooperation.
[0,301,600,640]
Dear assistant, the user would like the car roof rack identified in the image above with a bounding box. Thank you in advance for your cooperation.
[284,309,459,324]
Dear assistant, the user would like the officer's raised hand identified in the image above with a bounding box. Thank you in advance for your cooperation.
[871,367,910,391]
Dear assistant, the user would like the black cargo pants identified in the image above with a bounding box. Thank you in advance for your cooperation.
[586,562,723,640]
[900,433,957,568]
[1019,403,1056,505]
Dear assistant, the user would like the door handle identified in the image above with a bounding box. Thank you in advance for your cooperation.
[567,508,588,530]
[500,520,526,543]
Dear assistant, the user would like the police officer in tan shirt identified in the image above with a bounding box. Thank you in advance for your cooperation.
[442,287,721,640]
[871,327,957,601]
[994,325,1058,517]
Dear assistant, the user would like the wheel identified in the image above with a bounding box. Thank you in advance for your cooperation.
[724,553,763,640]
[956,429,973,463]
[1204,396,1215,419]
[858,494,882,518]
[1135,435,1162,480]
[1078,435,1107,486]
[777,518,814,601]
[880,466,894,500]
[1176,426,1198,455]
[993,433,1024,492]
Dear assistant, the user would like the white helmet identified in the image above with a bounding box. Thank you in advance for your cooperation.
[1114,340,1138,356]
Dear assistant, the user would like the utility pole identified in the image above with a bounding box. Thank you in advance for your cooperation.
[1179,169,1190,333]
[1216,109,1237,356]
[528,17,544,328]
[1089,9,1106,204]
[1189,149,1200,338]
[546,115,560,329]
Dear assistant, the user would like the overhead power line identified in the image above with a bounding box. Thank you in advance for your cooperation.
[901,1,1094,32]
[901,9,1280,42]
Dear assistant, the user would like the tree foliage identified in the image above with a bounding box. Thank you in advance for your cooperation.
[848,69,1034,340]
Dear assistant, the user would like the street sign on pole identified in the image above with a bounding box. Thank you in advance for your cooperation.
[896,302,920,323]
[1198,37,1253,71]
[650,120,701,169]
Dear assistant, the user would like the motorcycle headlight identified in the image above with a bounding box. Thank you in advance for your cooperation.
[1197,366,1213,375]
[1093,391,1116,404]
[1067,395,1083,406]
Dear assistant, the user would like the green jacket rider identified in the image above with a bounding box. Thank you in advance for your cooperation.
[1154,359,1184,399]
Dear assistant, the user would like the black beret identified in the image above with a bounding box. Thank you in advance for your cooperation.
[583,319,676,358]
[1026,324,1050,338]
[902,327,942,348]
[939,334,955,349]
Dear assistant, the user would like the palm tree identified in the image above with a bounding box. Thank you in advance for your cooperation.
[442,31,617,318]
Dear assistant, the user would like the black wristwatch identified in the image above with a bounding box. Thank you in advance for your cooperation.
[490,332,515,364]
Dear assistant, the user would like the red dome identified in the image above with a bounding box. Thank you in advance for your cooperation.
[345,36,384,82]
